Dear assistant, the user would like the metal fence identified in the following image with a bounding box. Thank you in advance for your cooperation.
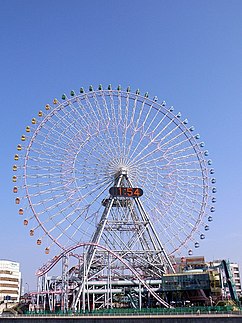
[21,306,242,317]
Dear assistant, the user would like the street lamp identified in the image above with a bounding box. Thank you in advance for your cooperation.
[25,283,29,294]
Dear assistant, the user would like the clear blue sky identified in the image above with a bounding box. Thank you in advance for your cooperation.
[1,0,242,290]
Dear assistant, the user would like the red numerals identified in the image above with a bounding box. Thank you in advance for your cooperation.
[133,188,141,196]
[109,187,143,197]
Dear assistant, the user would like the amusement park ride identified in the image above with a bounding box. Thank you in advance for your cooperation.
[13,85,217,312]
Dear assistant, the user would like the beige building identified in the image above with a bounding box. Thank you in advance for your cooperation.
[0,260,21,303]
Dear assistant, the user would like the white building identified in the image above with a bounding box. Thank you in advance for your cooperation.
[0,260,21,303]
[229,262,241,297]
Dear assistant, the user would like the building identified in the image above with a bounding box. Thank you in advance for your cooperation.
[229,262,241,297]
[173,256,242,303]
[0,260,21,303]
[207,259,241,299]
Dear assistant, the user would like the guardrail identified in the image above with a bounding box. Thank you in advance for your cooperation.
[18,306,242,317]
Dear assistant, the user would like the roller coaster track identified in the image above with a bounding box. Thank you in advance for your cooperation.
[221,260,239,304]
[35,242,172,308]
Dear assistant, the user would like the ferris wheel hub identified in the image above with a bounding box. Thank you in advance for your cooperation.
[116,167,128,177]
[107,157,133,179]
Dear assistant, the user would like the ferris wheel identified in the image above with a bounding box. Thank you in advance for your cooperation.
[13,84,216,261]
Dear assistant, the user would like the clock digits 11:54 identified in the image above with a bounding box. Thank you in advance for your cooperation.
[109,187,143,197]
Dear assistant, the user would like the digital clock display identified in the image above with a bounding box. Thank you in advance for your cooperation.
[109,187,143,197]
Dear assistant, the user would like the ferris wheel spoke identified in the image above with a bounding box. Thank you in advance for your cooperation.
[133,98,147,133]
[131,132,181,168]
[27,142,68,156]
[125,125,139,158]
[128,104,169,159]
[92,92,110,124]
[72,178,111,204]
[161,139,197,160]
[26,184,69,197]
[120,93,131,156]
[82,93,105,124]
[99,91,121,157]
[109,91,123,156]
[130,111,177,161]
[74,131,121,167]
[67,209,102,246]
[36,205,87,240]
[171,200,202,227]
[164,216,193,246]
[136,151,201,169]
[95,94,118,154]
[70,97,117,157]
[92,92,120,157]
[125,98,149,158]
[44,201,83,229]
[159,131,195,152]
[42,110,81,143]
[164,146,200,161]
[171,152,204,163]
[41,115,92,161]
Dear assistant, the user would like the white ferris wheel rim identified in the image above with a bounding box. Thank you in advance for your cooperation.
[14,86,216,256]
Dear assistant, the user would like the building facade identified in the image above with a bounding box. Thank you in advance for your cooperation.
[174,256,242,302]
[206,259,241,299]
[0,260,21,303]
[228,262,241,297]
